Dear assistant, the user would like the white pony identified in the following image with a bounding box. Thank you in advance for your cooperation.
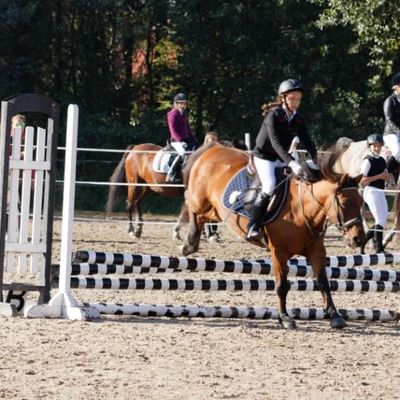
[334,137,400,247]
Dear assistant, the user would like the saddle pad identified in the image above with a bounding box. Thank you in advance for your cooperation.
[152,150,172,173]
[222,168,289,224]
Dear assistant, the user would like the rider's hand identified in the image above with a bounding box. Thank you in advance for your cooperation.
[289,160,302,175]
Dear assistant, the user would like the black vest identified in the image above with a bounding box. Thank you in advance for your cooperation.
[364,155,386,189]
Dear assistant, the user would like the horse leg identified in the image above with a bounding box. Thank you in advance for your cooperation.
[173,204,189,241]
[308,248,347,329]
[126,186,145,238]
[180,211,203,256]
[134,199,144,238]
[204,222,220,243]
[126,198,135,237]
[271,251,296,330]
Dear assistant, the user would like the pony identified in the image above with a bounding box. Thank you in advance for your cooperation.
[179,143,365,329]
[105,142,233,240]
[106,143,184,239]
[334,137,400,247]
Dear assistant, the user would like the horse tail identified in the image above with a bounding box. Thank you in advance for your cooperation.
[105,145,134,214]
[183,142,217,187]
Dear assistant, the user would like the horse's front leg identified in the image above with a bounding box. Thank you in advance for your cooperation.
[180,211,204,256]
[308,246,347,329]
[271,251,296,329]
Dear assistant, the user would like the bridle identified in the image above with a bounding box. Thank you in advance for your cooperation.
[299,180,362,237]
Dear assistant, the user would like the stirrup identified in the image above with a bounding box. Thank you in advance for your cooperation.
[246,223,261,239]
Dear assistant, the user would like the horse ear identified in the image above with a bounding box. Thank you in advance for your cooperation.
[354,173,363,186]
[338,173,349,186]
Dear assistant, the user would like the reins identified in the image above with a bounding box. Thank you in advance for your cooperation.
[298,177,362,238]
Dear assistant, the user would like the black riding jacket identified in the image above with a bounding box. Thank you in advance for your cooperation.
[383,94,400,136]
[252,106,317,164]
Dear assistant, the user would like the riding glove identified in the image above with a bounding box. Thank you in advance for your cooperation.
[288,160,302,175]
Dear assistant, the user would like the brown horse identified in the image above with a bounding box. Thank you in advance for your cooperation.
[106,143,184,238]
[180,143,365,329]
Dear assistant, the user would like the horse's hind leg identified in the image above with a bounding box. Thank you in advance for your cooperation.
[173,204,188,241]
[126,186,145,238]
[126,197,135,237]
[308,247,347,329]
[180,211,203,256]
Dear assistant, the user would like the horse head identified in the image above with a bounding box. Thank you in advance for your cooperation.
[329,173,365,248]
[318,148,365,248]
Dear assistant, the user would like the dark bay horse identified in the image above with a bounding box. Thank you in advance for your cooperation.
[106,143,184,238]
[180,144,365,329]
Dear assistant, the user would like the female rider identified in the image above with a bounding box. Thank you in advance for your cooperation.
[247,79,318,239]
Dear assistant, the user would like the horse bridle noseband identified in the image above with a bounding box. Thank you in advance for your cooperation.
[332,186,363,233]
[299,181,362,237]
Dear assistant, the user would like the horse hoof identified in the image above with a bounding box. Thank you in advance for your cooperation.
[179,244,190,256]
[134,232,142,238]
[129,231,135,238]
[331,316,347,329]
[280,316,297,330]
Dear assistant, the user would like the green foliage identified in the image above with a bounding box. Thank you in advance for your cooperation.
[1,0,399,211]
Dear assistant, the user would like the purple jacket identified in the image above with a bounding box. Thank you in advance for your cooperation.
[167,108,197,145]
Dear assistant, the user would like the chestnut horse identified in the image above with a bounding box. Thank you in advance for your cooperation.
[180,144,365,329]
[105,143,221,240]
[106,143,184,238]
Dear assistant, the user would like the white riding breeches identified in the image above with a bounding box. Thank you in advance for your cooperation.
[254,156,287,196]
[363,186,388,227]
[171,141,187,157]
[383,134,400,161]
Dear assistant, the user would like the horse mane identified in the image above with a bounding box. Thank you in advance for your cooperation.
[318,144,361,187]
[298,144,358,186]
[183,142,218,187]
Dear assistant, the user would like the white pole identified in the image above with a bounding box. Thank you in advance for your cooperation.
[24,104,99,320]
[58,105,79,293]
[245,133,251,151]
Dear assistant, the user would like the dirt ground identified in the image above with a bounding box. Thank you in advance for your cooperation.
[1,213,400,400]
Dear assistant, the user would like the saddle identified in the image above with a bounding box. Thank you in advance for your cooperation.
[152,140,180,174]
[222,156,290,225]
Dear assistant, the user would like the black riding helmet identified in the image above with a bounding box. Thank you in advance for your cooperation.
[174,93,188,103]
[366,133,384,146]
[278,79,305,95]
[391,73,400,87]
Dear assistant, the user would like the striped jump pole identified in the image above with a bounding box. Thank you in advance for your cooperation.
[73,250,400,269]
[54,262,400,282]
[53,277,400,292]
[82,302,399,322]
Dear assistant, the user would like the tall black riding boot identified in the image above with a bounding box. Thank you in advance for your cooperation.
[166,155,183,183]
[246,194,271,239]
[374,224,385,253]
[386,156,399,184]
[360,225,375,254]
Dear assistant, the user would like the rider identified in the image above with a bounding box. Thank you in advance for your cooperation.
[246,79,318,239]
[166,93,198,183]
[360,134,392,253]
[383,72,400,183]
